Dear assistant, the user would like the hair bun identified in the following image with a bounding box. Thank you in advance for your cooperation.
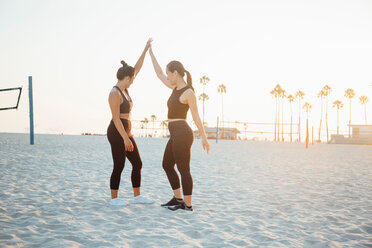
[120,60,128,67]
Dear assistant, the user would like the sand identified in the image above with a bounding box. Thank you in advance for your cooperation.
[0,133,371,247]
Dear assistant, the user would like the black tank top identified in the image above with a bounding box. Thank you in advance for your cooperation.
[167,86,191,119]
[114,86,132,114]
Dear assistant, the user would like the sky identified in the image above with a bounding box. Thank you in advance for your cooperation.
[0,0,371,139]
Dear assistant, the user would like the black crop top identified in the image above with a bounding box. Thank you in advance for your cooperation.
[167,86,191,119]
[114,86,132,114]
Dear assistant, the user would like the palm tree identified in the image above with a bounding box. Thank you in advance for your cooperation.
[279,88,286,142]
[303,102,312,148]
[295,90,305,142]
[287,94,294,142]
[317,90,325,142]
[359,96,369,124]
[270,88,279,141]
[200,76,210,126]
[332,100,343,135]
[344,88,355,138]
[198,93,209,126]
[141,118,149,137]
[160,120,168,137]
[150,114,157,137]
[323,85,332,142]
[217,84,227,138]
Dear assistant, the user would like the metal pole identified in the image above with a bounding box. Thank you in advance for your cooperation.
[29,76,34,145]
[306,118,309,149]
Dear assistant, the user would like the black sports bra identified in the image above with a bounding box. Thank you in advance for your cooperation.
[167,86,191,119]
[114,86,132,114]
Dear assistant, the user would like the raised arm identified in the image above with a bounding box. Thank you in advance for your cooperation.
[148,46,173,89]
[133,38,152,78]
[185,90,210,153]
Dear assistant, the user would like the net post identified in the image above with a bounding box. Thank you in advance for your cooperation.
[29,76,34,145]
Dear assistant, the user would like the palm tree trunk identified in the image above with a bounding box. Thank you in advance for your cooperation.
[349,99,351,138]
[326,96,329,142]
[364,104,367,124]
[203,85,205,127]
[318,97,323,142]
[274,97,277,141]
[222,94,224,139]
[290,103,293,143]
[290,115,293,143]
[298,99,301,143]
[306,113,309,149]
[202,99,205,127]
[281,98,284,142]
[337,108,339,135]
[289,102,292,143]
[152,122,155,137]
[277,98,280,142]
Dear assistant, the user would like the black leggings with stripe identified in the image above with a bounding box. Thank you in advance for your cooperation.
[107,119,142,190]
[162,121,194,195]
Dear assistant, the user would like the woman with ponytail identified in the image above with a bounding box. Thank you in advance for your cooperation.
[107,39,154,206]
[149,42,210,211]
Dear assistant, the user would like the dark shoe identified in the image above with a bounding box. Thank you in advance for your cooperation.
[167,202,193,211]
[161,196,184,207]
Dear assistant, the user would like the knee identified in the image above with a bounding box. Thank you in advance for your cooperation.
[112,166,123,175]
[176,162,191,176]
[162,161,168,171]
[180,170,192,180]
[162,160,172,172]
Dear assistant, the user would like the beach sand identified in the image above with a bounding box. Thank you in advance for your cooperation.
[0,133,371,247]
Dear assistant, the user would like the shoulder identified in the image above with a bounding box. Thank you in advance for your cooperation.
[109,88,121,101]
[184,87,195,95]
[183,88,196,101]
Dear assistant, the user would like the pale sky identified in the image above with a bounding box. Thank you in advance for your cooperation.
[1,0,371,139]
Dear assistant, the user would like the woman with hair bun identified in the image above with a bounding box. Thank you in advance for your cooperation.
[107,38,154,206]
[149,42,210,211]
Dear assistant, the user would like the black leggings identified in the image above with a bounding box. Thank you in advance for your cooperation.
[107,119,142,190]
[162,121,194,195]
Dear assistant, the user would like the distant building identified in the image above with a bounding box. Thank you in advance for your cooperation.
[330,125,372,145]
[195,127,240,140]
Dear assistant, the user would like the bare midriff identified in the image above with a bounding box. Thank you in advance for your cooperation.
[168,119,186,123]
[119,113,131,120]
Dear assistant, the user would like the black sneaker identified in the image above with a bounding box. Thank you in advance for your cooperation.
[167,202,193,211]
[161,196,184,207]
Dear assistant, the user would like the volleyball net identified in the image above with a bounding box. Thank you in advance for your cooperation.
[0,87,22,111]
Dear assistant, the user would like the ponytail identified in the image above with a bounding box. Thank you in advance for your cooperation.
[184,70,194,91]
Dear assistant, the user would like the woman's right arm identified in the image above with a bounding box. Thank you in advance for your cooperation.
[149,46,173,89]
[108,91,134,152]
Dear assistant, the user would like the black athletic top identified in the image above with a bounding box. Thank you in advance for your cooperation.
[167,86,191,119]
[114,86,132,114]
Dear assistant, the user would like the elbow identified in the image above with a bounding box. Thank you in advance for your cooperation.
[156,73,163,80]
[112,117,121,123]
